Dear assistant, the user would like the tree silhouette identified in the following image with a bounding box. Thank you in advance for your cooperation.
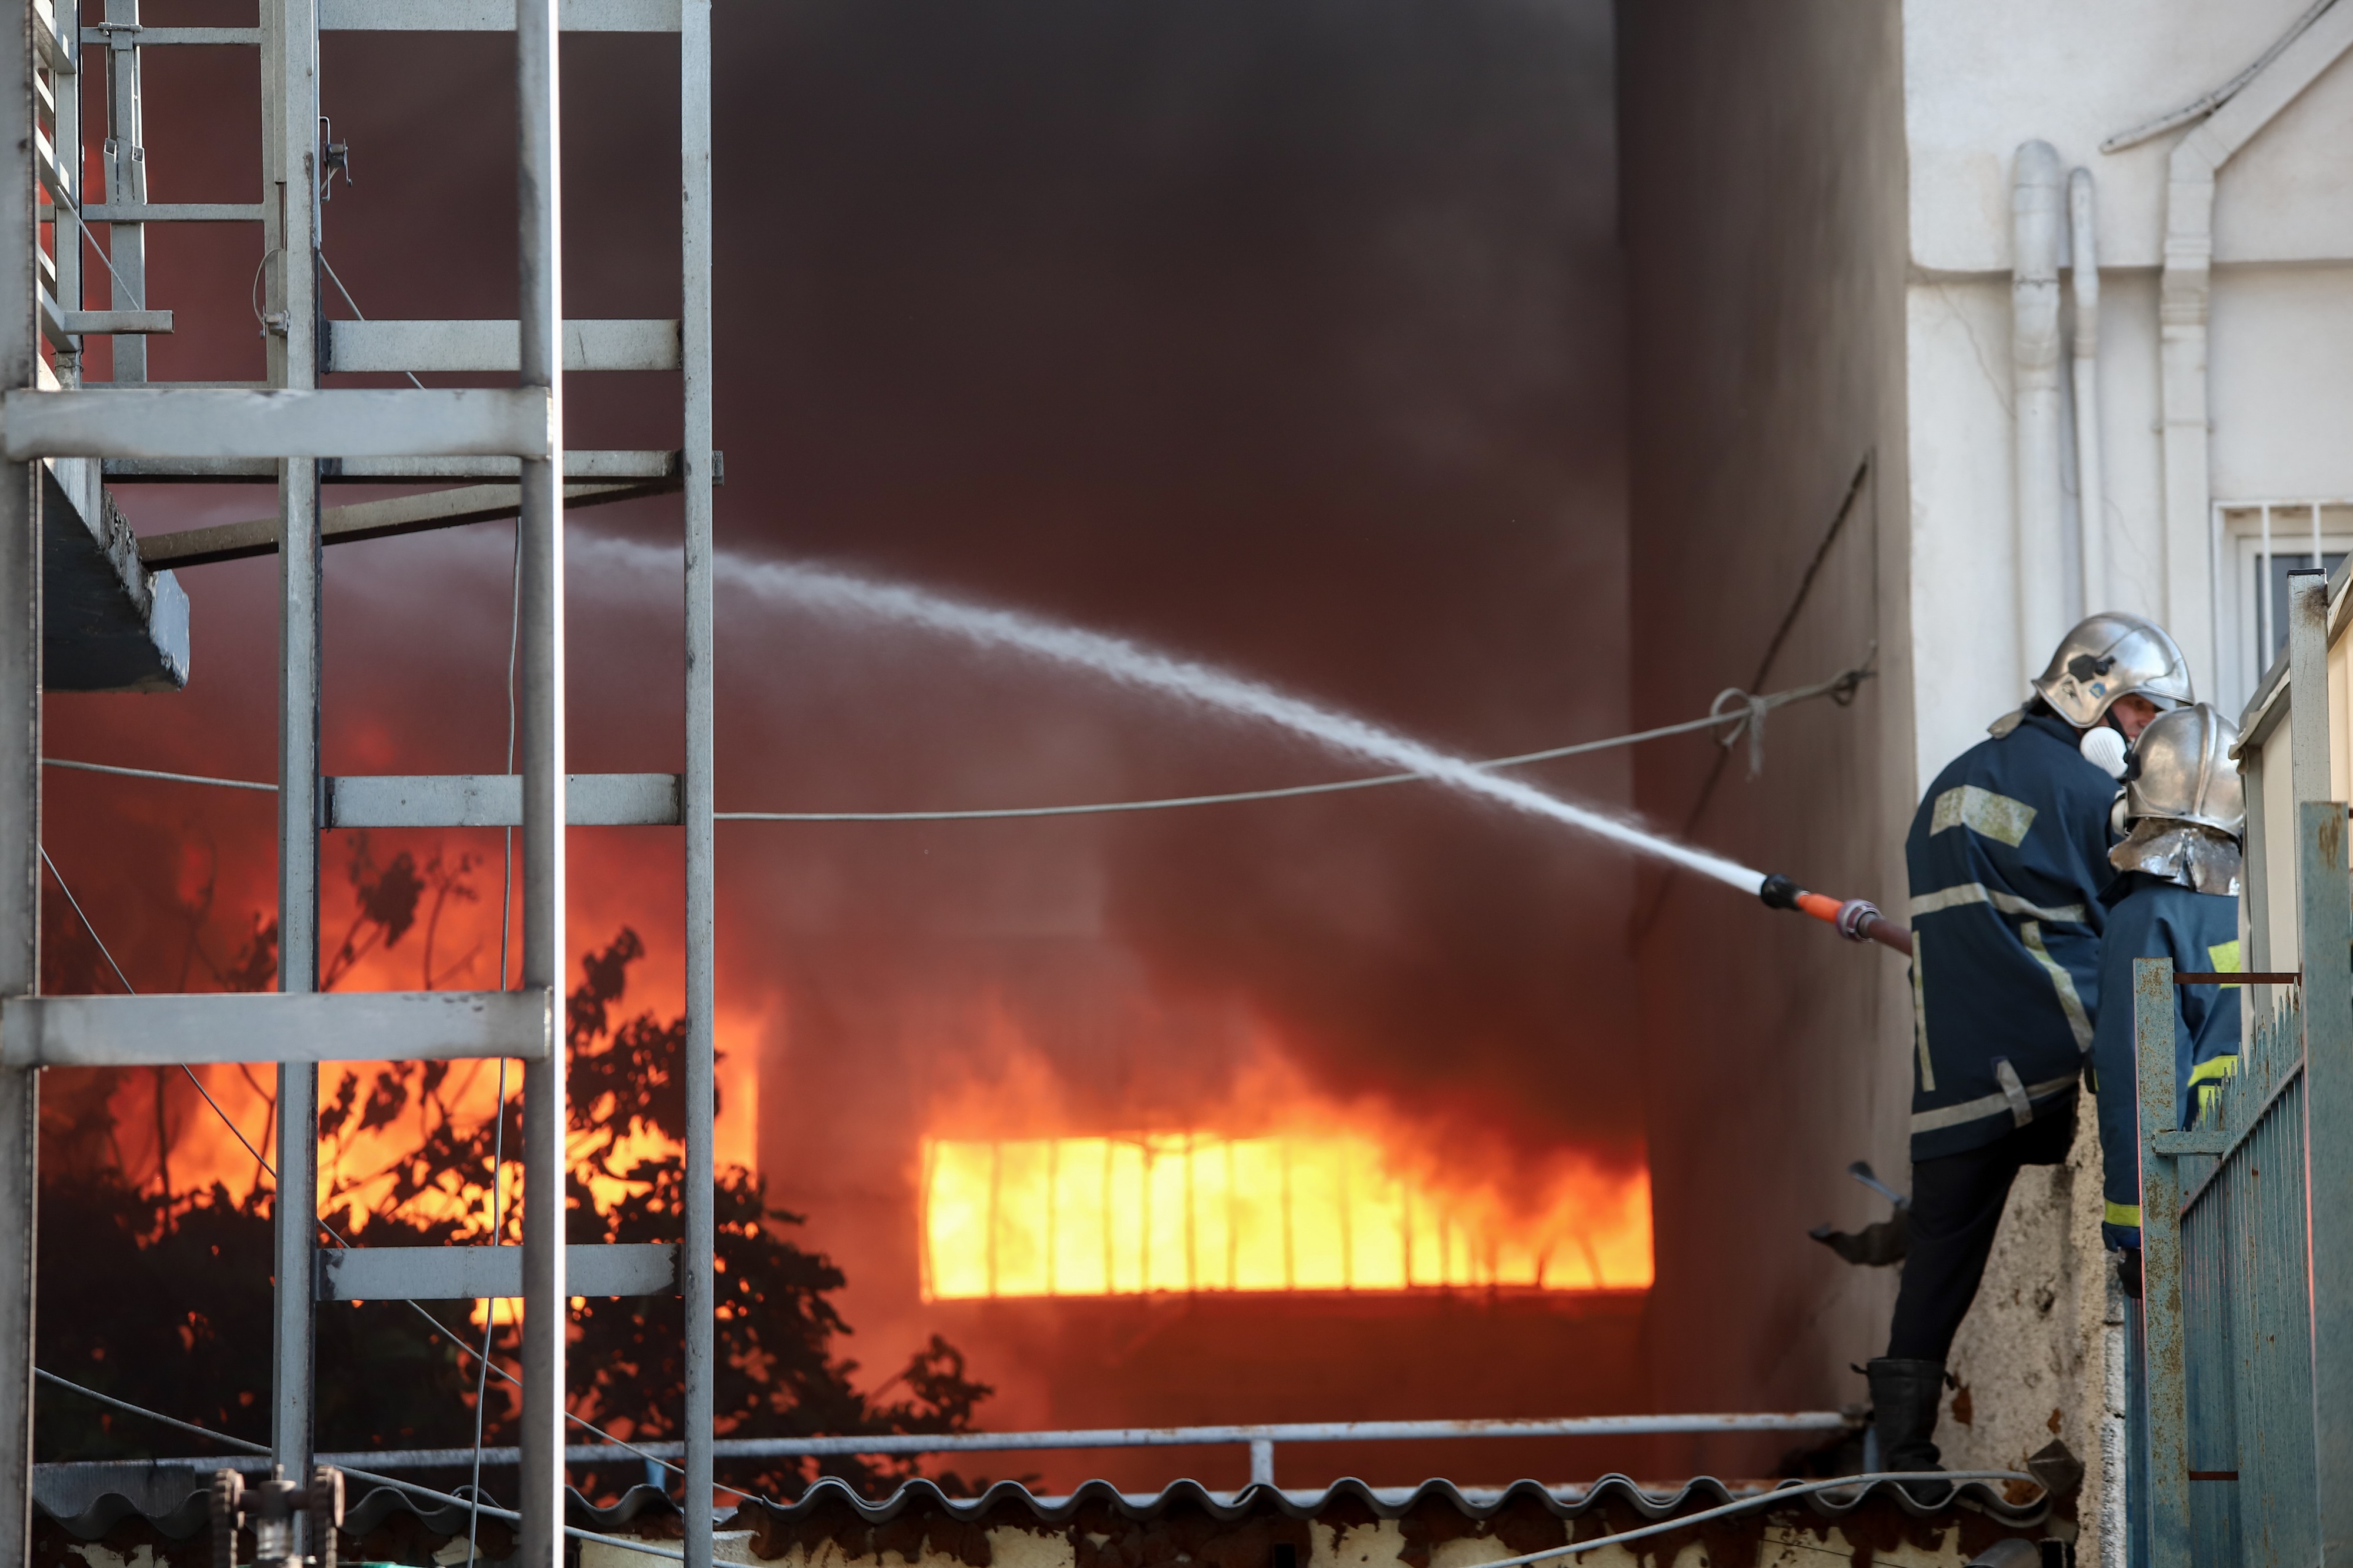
[34,847,992,1509]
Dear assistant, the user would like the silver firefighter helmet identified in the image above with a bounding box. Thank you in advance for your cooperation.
[2031,611,2194,728]
[2124,701,2244,837]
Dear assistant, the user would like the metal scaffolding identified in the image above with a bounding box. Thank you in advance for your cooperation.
[0,0,719,1563]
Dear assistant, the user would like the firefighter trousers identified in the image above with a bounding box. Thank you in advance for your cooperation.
[1886,1098,2078,1362]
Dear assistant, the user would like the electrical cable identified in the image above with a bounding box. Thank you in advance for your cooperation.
[33,1360,2044,1567]
[40,847,275,1179]
[316,249,428,392]
[35,1369,690,1563]
[34,612,1865,1526]
[52,194,147,312]
[463,519,523,1568]
[43,757,275,793]
[38,663,1871,823]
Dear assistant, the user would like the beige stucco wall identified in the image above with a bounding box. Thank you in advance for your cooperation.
[1935,1110,2113,1561]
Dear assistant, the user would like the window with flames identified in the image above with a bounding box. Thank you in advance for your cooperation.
[919,1132,1652,1300]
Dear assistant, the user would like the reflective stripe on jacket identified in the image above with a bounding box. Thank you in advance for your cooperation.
[2089,873,2242,1252]
[1905,708,2119,1159]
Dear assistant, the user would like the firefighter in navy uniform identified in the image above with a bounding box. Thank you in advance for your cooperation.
[2089,702,2244,1283]
[1869,611,2193,1493]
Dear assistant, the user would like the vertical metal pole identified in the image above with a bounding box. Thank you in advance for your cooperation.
[99,0,140,381]
[49,0,76,388]
[2290,569,2329,807]
[0,1,42,1558]
[2099,1268,2129,1568]
[258,0,282,390]
[678,1,715,1562]
[2299,795,2353,1559]
[515,0,566,1560]
[2285,568,2349,1564]
[2135,956,2191,1568]
[269,0,320,1507]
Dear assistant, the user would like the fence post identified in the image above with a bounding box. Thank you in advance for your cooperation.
[1249,1439,1275,1487]
[2287,562,2353,1563]
[2137,956,2192,1568]
[2299,795,2353,1562]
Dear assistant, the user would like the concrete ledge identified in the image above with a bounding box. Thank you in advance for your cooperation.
[41,458,189,693]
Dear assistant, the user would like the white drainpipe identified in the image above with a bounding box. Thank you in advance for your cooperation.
[2153,2,2353,685]
[2012,141,2068,680]
[2160,129,2217,681]
[2070,168,2105,615]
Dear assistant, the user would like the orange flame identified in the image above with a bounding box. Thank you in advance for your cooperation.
[920,1126,1651,1299]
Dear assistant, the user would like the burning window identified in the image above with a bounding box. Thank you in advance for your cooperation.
[919,1132,1651,1299]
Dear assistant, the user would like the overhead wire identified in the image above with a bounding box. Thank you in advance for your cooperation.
[35,1369,689,1564]
[44,756,275,793]
[51,192,148,312]
[462,520,526,1567]
[33,570,1867,1524]
[36,662,1872,822]
[33,1362,2041,1565]
[316,249,428,392]
[39,847,275,1179]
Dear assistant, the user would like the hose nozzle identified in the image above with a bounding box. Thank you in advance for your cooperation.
[1759,873,1913,957]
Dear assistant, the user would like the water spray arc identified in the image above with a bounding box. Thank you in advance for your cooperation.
[662,544,1907,953]
[691,548,1765,888]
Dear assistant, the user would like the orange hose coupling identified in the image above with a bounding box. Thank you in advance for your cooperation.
[1759,873,1914,958]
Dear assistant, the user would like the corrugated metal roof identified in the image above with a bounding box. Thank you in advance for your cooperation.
[33,1469,2058,1567]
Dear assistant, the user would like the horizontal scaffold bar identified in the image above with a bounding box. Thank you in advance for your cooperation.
[102,448,695,483]
[325,318,681,375]
[78,202,265,222]
[80,26,261,45]
[320,0,679,31]
[0,989,554,1067]
[1,388,553,461]
[317,1243,678,1302]
[60,310,172,335]
[296,1412,1862,1472]
[325,772,682,829]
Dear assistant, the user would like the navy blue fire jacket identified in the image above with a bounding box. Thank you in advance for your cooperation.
[2089,872,2241,1252]
[1905,708,2119,1160]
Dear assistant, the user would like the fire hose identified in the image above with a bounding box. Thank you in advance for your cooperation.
[1758,873,1912,957]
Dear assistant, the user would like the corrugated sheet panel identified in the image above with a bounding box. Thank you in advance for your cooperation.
[33,1470,2055,1566]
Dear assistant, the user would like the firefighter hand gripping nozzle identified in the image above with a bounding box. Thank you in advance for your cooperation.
[1758,873,1914,957]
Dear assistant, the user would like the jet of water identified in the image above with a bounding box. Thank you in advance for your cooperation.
[582,536,1767,893]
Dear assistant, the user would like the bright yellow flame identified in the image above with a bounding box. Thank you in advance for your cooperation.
[919,1132,1652,1299]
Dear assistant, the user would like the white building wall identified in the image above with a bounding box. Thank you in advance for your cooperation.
[1904,0,2353,739]
[1893,0,2353,1540]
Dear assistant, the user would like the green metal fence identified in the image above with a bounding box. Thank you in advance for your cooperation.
[2136,800,2352,1566]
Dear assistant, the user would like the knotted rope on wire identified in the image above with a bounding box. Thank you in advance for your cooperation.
[1710,658,1874,780]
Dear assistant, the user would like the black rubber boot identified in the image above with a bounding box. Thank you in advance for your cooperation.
[1867,1356,1952,1503]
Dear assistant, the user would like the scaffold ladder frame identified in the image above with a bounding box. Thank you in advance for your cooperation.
[0,1,721,1564]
